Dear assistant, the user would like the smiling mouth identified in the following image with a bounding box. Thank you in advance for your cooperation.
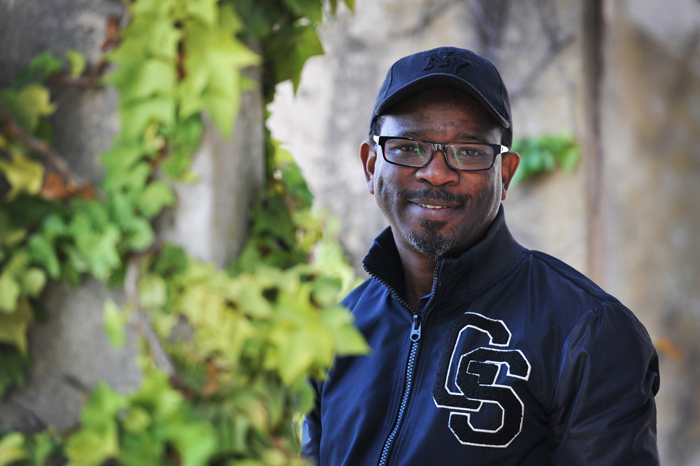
[418,203,450,210]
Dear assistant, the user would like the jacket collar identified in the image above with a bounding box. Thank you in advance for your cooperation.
[362,205,525,308]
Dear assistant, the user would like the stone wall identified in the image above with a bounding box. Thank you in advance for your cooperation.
[267,0,700,463]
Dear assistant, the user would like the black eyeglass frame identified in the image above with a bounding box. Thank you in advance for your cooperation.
[372,135,509,172]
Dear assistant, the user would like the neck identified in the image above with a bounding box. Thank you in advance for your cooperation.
[394,238,439,312]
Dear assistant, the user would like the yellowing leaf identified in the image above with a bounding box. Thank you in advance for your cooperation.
[322,306,370,356]
[65,49,87,78]
[184,0,218,25]
[139,274,167,309]
[65,429,117,466]
[0,433,28,466]
[0,84,56,133]
[0,299,33,354]
[0,152,45,200]
[21,267,47,298]
[0,272,20,313]
[122,406,152,433]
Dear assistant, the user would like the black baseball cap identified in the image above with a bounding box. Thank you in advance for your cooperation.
[370,46,512,136]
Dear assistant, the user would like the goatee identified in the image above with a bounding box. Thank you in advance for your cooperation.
[406,218,461,258]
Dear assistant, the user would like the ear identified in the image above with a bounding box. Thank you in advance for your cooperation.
[360,140,377,195]
[500,151,520,200]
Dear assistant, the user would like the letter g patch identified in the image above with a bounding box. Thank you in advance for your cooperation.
[432,312,531,448]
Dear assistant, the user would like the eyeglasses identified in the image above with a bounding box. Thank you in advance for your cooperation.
[373,135,509,172]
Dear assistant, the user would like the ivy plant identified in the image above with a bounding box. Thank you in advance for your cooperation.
[510,132,581,185]
[0,0,362,464]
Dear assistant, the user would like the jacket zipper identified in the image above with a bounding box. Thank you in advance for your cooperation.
[364,262,442,466]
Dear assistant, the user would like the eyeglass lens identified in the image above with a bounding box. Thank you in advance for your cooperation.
[383,138,495,170]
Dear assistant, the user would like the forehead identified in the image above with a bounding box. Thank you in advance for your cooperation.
[378,88,502,142]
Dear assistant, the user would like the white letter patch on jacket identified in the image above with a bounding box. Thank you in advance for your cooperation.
[432,312,531,448]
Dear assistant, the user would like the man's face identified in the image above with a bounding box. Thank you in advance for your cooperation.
[361,88,519,259]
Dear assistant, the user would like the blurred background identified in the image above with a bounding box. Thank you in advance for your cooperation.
[267,0,700,463]
[0,0,698,464]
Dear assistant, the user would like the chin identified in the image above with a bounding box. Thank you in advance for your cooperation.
[406,220,463,258]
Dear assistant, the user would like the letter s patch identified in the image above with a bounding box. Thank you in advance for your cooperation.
[432,312,531,448]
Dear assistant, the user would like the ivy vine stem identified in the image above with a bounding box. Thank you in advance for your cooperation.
[0,101,87,190]
[125,253,178,379]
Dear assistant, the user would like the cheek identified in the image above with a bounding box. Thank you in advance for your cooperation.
[375,176,384,195]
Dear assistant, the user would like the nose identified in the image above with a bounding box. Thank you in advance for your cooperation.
[415,149,460,186]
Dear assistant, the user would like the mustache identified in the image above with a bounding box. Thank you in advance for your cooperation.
[399,187,470,204]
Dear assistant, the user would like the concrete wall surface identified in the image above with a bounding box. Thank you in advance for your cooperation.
[267,0,700,464]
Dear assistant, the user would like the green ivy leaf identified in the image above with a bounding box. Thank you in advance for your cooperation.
[136,181,175,218]
[0,346,28,397]
[264,24,324,93]
[115,59,176,103]
[179,16,258,136]
[166,422,217,466]
[510,133,580,185]
[104,299,126,348]
[65,49,87,78]
[153,243,188,276]
[101,143,144,175]
[10,51,63,86]
[283,0,323,24]
[84,381,128,427]
[0,211,27,248]
[125,217,155,252]
[30,52,64,78]
[27,234,61,279]
[119,97,176,140]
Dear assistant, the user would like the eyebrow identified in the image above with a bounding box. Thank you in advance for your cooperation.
[395,130,487,142]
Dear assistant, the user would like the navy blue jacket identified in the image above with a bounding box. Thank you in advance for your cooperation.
[303,208,660,465]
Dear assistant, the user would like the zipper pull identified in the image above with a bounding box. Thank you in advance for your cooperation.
[410,314,423,342]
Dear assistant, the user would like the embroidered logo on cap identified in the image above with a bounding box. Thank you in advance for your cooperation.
[423,50,471,74]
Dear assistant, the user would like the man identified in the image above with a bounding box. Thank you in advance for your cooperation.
[302,46,660,465]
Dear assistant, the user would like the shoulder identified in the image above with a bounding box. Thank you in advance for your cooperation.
[521,251,656,365]
[510,249,653,350]
[521,249,621,307]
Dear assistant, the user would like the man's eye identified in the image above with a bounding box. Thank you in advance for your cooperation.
[455,147,487,158]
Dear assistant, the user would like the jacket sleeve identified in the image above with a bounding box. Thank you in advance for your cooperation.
[548,303,660,465]
[301,379,323,464]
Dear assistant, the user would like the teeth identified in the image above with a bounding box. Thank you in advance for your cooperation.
[419,204,448,209]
